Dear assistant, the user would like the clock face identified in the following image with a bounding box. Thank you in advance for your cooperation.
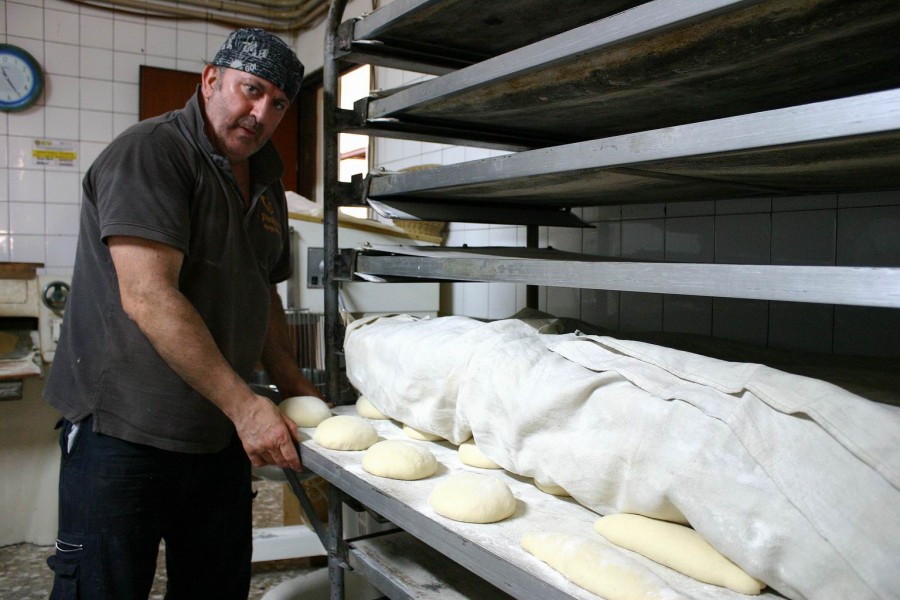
[0,45,43,112]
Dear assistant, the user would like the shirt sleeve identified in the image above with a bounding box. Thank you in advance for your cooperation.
[88,122,196,254]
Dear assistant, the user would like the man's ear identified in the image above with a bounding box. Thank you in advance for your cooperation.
[201,64,221,98]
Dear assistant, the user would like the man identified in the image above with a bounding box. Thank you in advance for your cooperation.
[44,29,318,599]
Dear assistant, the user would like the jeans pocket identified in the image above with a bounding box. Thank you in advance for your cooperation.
[48,533,100,600]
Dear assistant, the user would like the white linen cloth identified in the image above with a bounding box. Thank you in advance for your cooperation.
[343,315,900,600]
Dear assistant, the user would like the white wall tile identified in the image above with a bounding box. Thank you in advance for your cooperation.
[10,234,45,263]
[7,3,43,39]
[80,47,114,81]
[10,202,45,234]
[838,190,900,208]
[771,210,835,266]
[834,306,900,358]
[45,203,79,235]
[546,286,581,320]
[176,57,206,74]
[0,171,8,201]
[80,80,113,111]
[44,0,77,12]
[144,56,178,71]
[488,225,518,247]
[176,18,208,35]
[621,219,664,260]
[80,110,113,143]
[176,30,207,63]
[717,197,771,215]
[113,21,146,54]
[441,146,466,165]
[44,41,80,77]
[0,201,9,228]
[146,25,178,59]
[620,292,662,332]
[712,298,768,347]
[715,213,771,264]
[45,234,78,269]
[581,289,619,331]
[45,107,80,140]
[113,51,145,83]
[45,75,80,109]
[6,136,33,170]
[114,74,146,114]
[7,109,44,137]
[44,8,79,44]
[665,216,714,263]
[663,295,712,335]
[771,194,836,212]
[45,171,80,204]
[462,282,490,319]
[666,200,715,218]
[487,282,518,319]
[768,302,833,354]
[836,206,900,267]
[80,15,114,49]
[622,203,665,220]
[9,169,44,203]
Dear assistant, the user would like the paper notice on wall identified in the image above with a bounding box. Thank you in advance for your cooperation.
[32,139,78,167]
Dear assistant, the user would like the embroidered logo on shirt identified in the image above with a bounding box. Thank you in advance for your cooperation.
[259,194,280,234]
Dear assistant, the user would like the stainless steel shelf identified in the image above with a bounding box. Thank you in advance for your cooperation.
[363,90,900,209]
[336,0,648,74]
[349,531,515,600]
[352,246,900,309]
[360,0,900,146]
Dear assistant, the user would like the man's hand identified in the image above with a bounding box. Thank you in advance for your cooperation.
[233,394,302,471]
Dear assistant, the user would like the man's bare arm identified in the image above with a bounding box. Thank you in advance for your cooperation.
[108,236,301,470]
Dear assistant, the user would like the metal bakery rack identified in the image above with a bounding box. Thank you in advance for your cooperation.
[307,0,900,598]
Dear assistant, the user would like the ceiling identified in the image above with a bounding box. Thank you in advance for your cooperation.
[68,0,332,33]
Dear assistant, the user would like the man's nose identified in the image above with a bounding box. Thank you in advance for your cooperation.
[249,99,273,125]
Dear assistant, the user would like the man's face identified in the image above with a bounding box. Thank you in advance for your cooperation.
[200,65,290,163]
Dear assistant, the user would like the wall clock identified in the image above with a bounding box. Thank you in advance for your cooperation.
[0,44,44,112]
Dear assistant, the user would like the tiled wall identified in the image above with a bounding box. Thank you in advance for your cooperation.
[371,66,900,358]
[0,0,238,271]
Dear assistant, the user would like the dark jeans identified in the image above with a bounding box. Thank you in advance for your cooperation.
[48,416,253,600]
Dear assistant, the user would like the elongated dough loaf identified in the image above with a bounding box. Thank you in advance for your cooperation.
[594,514,764,595]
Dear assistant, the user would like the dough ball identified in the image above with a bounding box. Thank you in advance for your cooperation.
[428,472,515,523]
[534,479,570,497]
[356,396,388,420]
[594,514,765,595]
[458,440,502,469]
[313,415,378,451]
[279,395,331,428]
[402,424,443,442]
[521,531,673,600]
[362,439,437,480]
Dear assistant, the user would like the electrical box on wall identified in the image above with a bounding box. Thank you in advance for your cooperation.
[307,247,325,289]
[286,218,440,317]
